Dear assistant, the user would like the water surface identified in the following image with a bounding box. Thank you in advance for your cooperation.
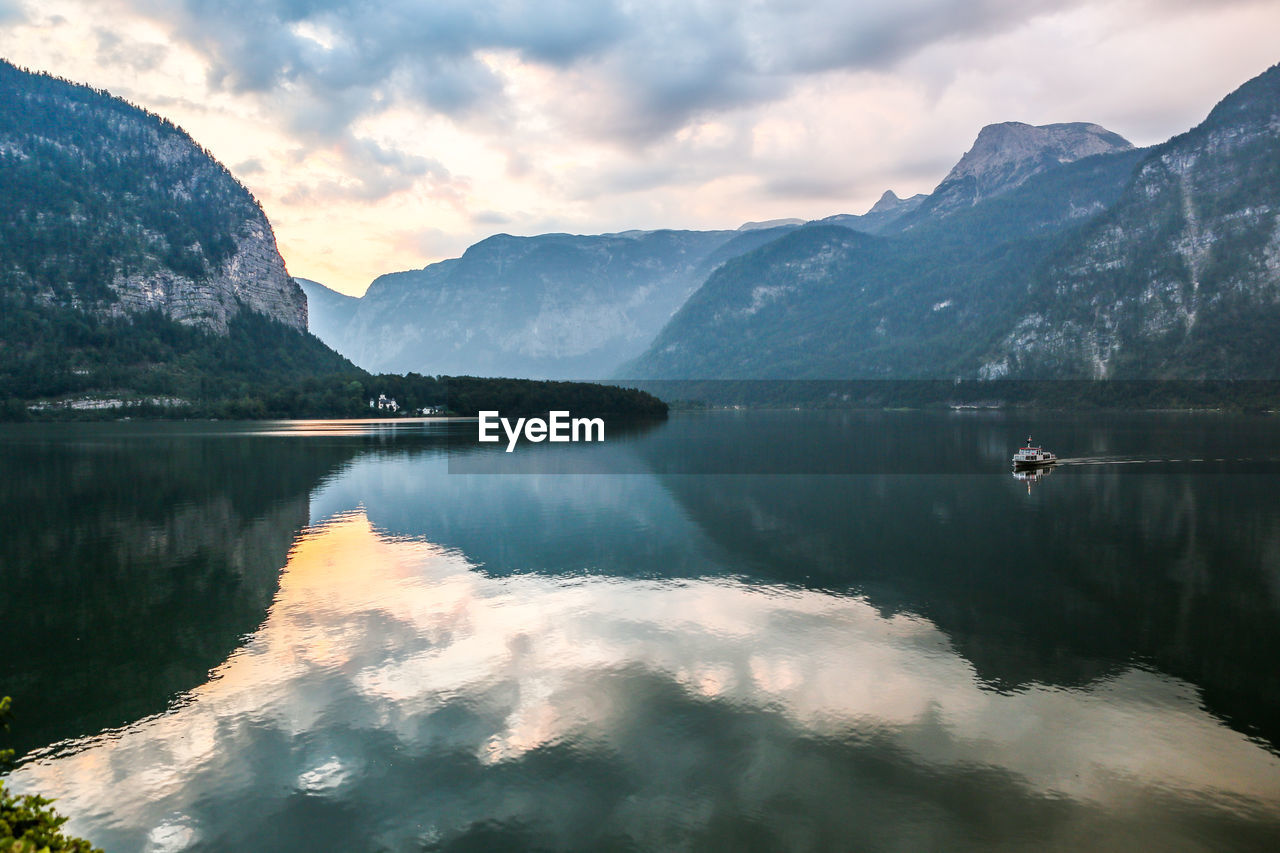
[3,412,1279,851]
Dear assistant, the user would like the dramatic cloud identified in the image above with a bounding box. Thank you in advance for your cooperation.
[139,0,622,129]
[131,0,1077,146]
[0,0,1276,292]
[92,25,166,72]
[280,137,460,204]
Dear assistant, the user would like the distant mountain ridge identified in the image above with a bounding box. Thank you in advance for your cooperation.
[300,64,1279,386]
[820,190,927,236]
[621,133,1145,378]
[305,115,1140,380]
[315,229,750,379]
[739,218,806,231]
[867,190,925,216]
[622,64,1280,381]
[817,123,1132,239]
[296,278,359,349]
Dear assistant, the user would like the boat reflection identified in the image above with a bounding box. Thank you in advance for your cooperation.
[1012,463,1055,493]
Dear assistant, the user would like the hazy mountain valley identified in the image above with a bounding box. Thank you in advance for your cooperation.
[298,64,1280,384]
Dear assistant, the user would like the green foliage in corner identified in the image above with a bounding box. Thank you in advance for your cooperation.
[0,697,102,853]
[0,784,102,853]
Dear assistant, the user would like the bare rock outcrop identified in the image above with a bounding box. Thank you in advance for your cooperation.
[109,217,306,333]
[925,121,1133,217]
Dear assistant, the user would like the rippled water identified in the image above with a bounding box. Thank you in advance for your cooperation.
[2,412,1279,851]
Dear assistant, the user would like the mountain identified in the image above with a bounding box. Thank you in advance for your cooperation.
[296,277,359,349]
[621,135,1144,378]
[0,60,358,408]
[0,60,305,332]
[979,64,1280,379]
[622,64,1280,382]
[867,189,920,216]
[738,218,806,231]
[811,124,1129,242]
[313,122,1136,382]
[820,190,928,236]
[909,121,1133,222]
[320,229,749,379]
[820,124,1130,239]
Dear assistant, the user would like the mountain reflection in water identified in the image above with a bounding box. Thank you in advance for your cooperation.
[12,510,1280,852]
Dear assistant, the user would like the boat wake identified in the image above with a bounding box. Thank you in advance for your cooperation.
[1055,456,1280,466]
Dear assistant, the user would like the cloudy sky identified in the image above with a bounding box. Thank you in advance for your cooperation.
[1,0,1276,295]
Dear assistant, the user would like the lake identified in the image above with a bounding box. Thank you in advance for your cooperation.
[2,411,1279,851]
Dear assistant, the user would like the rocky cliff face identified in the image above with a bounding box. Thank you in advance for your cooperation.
[107,219,305,333]
[0,59,305,334]
[981,64,1280,378]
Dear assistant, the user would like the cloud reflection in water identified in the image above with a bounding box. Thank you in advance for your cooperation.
[12,510,1280,851]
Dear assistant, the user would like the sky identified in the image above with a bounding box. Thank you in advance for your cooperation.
[0,0,1277,296]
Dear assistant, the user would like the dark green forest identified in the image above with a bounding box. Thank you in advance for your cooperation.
[0,292,666,421]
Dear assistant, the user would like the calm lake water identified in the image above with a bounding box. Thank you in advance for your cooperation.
[2,411,1279,852]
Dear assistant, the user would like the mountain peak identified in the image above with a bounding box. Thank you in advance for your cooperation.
[868,190,903,215]
[930,121,1133,212]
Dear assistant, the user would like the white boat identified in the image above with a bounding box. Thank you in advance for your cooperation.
[1012,436,1057,469]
